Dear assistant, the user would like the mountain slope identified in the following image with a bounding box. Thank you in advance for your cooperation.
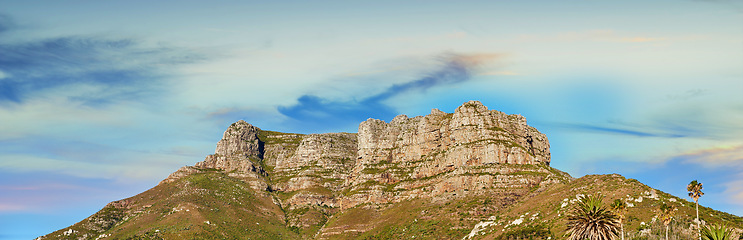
[39,101,742,240]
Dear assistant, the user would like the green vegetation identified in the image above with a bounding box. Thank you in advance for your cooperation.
[701,224,733,240]
[566,195,620,240]
[42,155,743,240]
[497,224,554,240]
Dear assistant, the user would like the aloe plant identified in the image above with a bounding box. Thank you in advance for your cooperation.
[701,224,732,240]
[566,195,620,240]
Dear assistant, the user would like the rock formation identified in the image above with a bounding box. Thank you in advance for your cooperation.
[42,101,571,239]
[40,101,743,240]
[162,101,555,229]
[166,101,554,209]
[341,101,552,209]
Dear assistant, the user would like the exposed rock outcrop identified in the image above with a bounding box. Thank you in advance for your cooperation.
[356,100,549,168]
[162,101,556,232]
[43,101,743,240]
[341,100,552,209]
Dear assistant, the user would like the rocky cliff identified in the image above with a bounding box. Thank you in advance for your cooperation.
[160,100,561,237]
[41,101,743,240]
[342,101,552,209]
[40,101,576,239]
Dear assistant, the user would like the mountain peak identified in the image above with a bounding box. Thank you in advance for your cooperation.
[41,101,742,240]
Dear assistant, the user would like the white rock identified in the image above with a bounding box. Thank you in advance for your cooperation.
[511,218,523,225]
[463,221,496,239]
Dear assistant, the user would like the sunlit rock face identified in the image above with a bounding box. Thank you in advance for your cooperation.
[45,101,570,239]
[167,101,553,210]
[342,100,551,209]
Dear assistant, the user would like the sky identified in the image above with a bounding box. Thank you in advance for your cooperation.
[0,1,742,239]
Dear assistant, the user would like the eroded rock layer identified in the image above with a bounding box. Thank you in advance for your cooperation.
[166,101,553,215]
[45,101,565,239]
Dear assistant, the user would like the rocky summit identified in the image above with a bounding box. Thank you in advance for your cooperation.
[40,101,743,240]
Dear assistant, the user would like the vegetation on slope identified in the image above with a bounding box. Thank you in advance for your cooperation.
[41,170,299,240]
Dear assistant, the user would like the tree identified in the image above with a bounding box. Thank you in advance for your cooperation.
[566,195,620,240]
[688,180,705,240]
[610,199,627,240]
[658,203,676,240]
[701,224,733,240]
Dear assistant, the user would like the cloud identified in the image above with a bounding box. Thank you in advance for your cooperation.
[620,37,665,43]
[548,100,743,141]
[0,203,25,212]
[480,70,519,76]
[677,144,743,167]
[0,34,205,106]
[723,176,743,204]
[666,89,708,101]
[0,153,184,182]
[549,122,690,138]
[276,53,500,132]
[0,14,13,34]
[691,0,743,12]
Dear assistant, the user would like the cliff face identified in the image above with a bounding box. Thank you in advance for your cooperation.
[356,101,549,168]
[42,101,573,240]
[341,101,552,209]
[161,101,559,233]
[40,101,743,240]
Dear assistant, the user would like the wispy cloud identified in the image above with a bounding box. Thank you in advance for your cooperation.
[550,122,690,138]
[620,37,666,43]
[0,13,14,34]
[723,176,743,204]
[677,144,743,167]
[666,89,709,101]
[275,53,501,132]
[0,28,205,106]
[480,70,520,76]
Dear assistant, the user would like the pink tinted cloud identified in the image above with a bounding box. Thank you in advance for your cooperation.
[681,144,743,167]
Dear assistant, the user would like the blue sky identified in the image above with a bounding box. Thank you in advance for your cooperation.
[1,1,742,239]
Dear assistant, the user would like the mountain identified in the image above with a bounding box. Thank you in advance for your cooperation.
[39,101,742,239]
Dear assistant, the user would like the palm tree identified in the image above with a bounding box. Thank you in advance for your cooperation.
[566,195,620,240]
[701,224,733,240]
[610,199,627,240]
[688,180,705,240]
[658,203,676,240]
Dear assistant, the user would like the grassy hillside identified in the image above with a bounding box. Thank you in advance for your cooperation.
[40,169,742,240]
[41,170,298,240]
[320,174,742,239]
